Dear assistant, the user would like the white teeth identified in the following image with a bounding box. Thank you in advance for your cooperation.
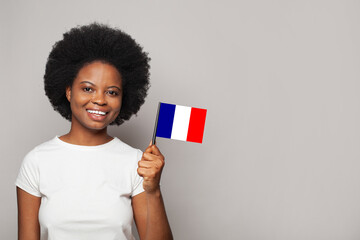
[87,110,107,116]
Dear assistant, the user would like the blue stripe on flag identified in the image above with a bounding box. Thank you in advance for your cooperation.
[156,103,176,139]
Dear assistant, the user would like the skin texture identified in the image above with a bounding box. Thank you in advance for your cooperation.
[17,61,173,240]
[16,188,41,240]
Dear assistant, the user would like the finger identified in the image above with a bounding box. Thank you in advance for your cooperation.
[144,143,153,153]
[142,154,164,170]
[142,152,162,162]
[137,167,146,177]
[137,167,157,178]
[149,145,163,158]
[138,160,152,168]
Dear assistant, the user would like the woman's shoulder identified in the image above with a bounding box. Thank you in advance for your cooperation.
[113,137,142,154]
[22,136,63,161]
[20,137,56,166]
[32,136,62,152]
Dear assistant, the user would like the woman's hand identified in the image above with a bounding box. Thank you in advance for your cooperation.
[137,142,165,194]
[133,142,173,240]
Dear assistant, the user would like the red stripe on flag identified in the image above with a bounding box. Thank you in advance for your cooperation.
[186,107,207,143]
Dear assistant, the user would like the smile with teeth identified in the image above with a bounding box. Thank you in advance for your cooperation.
[87,110,108,116]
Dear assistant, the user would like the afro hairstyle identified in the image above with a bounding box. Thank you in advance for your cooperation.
[44,22,150,125]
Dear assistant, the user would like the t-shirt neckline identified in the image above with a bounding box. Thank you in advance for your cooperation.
[54,135,118,150]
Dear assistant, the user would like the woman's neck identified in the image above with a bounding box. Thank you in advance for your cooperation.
[59,122,113,146]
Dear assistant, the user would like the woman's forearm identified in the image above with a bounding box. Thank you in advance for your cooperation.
[145,188,173,240]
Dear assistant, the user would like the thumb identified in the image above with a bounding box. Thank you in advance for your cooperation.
[149,139,157,146]
[145,140,153,153]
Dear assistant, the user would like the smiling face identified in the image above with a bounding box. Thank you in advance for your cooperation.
[66,61,123,132]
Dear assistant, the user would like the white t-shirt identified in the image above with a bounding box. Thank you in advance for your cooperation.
[15,135,145,240]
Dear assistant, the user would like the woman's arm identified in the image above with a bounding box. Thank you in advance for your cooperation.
[16,187,41,240]
[132,190,172,240]
[132,144,173,240]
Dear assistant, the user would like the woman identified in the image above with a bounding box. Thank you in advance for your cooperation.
[15,22,173,240]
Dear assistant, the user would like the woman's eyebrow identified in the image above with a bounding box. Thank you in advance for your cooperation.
[80,81,121,91]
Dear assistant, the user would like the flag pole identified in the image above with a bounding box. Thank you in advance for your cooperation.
[152,102,161,145]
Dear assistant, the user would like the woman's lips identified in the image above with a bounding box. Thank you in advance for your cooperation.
[87,111,108,121]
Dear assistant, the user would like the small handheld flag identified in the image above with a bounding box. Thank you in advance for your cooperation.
[152,102,207,144]
[152,102,161,145]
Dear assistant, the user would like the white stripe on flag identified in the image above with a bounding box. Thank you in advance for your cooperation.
[171,105,192,141]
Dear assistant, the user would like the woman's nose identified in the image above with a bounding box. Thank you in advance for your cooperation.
[91,91,107,105]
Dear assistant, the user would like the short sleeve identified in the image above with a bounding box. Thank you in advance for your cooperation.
[131,149,145,197]
[14,149,41,197]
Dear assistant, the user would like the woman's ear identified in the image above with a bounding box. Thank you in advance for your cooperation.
[66,86,71,102]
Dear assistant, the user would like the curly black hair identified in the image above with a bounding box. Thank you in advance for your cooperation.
[44,22,150,125]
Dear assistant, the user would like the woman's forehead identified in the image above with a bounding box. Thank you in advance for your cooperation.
[74,61,122,87]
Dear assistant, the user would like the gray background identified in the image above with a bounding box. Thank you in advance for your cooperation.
[2,0,360,239]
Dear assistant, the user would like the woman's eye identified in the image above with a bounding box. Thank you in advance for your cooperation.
[83,87,92,92]
[108,90,118,96]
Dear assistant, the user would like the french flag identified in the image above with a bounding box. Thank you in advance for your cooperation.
[155,102,207,143]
